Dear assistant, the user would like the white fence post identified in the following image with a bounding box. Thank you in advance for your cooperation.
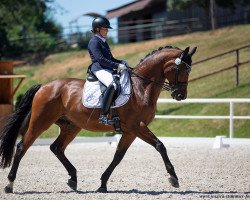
[229,101,234,138]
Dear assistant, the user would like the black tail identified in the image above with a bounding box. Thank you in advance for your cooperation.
[0,84,41,168]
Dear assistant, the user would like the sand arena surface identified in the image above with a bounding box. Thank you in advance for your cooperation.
[0,137,249,200]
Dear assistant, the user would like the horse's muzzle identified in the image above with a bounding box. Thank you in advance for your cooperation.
[171,90,186,101]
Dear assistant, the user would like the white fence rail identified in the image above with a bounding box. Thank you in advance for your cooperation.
[156,98,250,138]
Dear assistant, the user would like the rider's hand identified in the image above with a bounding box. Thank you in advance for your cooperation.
[122,60,130,67]
[118,63,127,72]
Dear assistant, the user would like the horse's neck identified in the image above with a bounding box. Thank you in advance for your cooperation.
[133,62,164,106]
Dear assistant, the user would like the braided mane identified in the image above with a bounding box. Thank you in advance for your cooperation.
[138,45,181,65]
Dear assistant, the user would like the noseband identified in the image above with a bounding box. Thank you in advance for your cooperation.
[128,57,191,94]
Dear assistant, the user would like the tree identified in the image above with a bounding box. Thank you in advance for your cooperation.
[0,0,62,59]
[0,18,9,58]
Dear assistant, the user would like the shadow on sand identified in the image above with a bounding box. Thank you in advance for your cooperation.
[13,189,250,197]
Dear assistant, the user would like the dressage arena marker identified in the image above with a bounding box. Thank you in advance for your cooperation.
[213,135,230,149]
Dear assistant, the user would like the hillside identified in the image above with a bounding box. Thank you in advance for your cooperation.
[14,24,250,138]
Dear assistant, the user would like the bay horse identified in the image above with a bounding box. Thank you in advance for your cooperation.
[0,46,196,193]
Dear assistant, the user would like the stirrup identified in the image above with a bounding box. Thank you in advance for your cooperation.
[99,115,120,126]
[99,115,109,125]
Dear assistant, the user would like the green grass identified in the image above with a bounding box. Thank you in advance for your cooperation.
[38,125,106,138]
[13,24,250,138]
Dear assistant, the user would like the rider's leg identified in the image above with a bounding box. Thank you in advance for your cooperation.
[94,69,116,89]
[93,70,116,124]
[99,85,116,124]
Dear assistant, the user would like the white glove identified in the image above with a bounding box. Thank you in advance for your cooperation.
[118,63,127,72]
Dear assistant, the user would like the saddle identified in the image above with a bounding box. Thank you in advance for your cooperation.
[83,66,132,132]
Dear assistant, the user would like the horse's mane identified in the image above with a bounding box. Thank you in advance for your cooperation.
[138,45,181,65]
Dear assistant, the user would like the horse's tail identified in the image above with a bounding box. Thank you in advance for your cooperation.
[0,84,41,168]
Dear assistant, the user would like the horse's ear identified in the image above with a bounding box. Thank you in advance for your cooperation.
[189,47,197,57]
[180,47,190,60]
[184,47,190,55]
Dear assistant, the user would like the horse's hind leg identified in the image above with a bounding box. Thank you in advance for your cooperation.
[4,112,32,192]
[5,105,61,193]
[4,139,24,193]
[50,119,80,191]
[5,127,54,193]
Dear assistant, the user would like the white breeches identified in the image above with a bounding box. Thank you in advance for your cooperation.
[93,70,116,89]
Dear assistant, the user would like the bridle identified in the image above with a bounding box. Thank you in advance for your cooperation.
[127,56,192,95]
[170,57,191,92]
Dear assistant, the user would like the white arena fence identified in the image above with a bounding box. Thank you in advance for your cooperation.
[156,98,250,138]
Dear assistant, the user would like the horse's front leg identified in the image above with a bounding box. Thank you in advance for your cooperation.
[97,132,136,193]
[137,121,179,188]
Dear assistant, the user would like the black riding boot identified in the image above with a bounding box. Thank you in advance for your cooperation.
[99,85,116,125]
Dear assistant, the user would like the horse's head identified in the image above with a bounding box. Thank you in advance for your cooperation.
[163,46,197,101]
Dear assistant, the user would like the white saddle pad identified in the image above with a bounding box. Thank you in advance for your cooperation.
[82,71,131,108]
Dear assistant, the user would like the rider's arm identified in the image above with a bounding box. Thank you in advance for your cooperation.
[111,54,122,64]
[88,40,119,70]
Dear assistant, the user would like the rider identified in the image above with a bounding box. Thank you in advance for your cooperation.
[88,16,128,125]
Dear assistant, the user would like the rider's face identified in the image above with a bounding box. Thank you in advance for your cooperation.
[99,27,108,38]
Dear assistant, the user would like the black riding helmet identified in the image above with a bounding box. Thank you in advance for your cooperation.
[92,16,112,32]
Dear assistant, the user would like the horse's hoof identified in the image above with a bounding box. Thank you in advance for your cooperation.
[168,176,179,188]
[67,179,77,191]
[4,185,13,193]
[96,187,108,193]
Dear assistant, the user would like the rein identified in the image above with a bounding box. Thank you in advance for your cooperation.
[127,68,174,92]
